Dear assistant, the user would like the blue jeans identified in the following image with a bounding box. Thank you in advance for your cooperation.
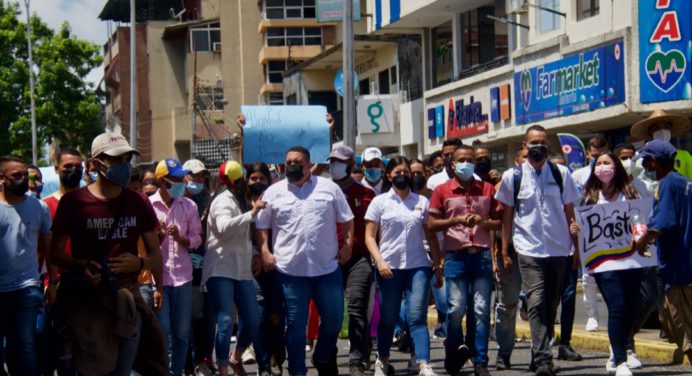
[206,277,259,367]
[445,250,493,366]
[594,269,644,366]
[278,268,344,376]
[253,271,285,373]
[0,286,43,376]
[111,312,142,376]
[139,284,154,309]
[157,282,193,376]
[431,273,448,337]
[560,255,578,346]
[376,267,432,362]
[494,255,521,358]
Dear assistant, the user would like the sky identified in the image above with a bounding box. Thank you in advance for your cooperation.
[29,0,110,85]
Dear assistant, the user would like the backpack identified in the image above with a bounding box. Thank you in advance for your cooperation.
[512,162,564,208]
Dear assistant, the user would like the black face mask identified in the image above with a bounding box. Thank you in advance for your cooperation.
[412,173,426,191]
[475,158,492,176]
[285,164,305,183]
[527,144,549,162]
[433,166,444,174]
[8,178,29,197]
[444,156,452,170]
[60,168,83,189]
[392,174,411,190]
[248,182,269,196]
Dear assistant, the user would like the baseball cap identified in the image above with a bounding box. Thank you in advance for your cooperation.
[362,147,383,162]
[632,140,677,161]
[329,144,354,161]
[183,159,208,175]
[218,160,243,185]
[91,132,139,157]
[155,158,190,179]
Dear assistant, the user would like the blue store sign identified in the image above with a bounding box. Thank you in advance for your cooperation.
[639,0,691,103]
[514,40,625,125]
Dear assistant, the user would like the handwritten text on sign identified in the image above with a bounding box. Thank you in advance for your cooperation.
[577,198,658,274]
[241,105,330,164]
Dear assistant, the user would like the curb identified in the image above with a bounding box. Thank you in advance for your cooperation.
[426,312,683,364]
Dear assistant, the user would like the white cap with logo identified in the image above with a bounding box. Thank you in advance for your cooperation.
[91,132,139,157]
[183,159,208,174]
[362,147,383,162]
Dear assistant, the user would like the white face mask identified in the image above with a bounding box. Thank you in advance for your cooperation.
[620,159,633,176]
[652,129,672,142]
[329,161,349,181]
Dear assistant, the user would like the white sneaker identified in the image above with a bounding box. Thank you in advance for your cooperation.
[585,317,600,332]
[241,345,256,364]
[615,363,633,376]
[374,358,388,376]
[418,363,437,376]
[626,350,642,369]
[606,358,617,374]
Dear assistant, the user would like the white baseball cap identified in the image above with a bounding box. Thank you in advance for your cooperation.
[183,159,208,174]
[91,132,139,157]
[362,147,383,162]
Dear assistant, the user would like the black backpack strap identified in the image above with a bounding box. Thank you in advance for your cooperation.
[512,165,522,208]
[547,161,564,198]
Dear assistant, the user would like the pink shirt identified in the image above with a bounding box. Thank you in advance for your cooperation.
[150,191,202,287]
[429,178,500,251]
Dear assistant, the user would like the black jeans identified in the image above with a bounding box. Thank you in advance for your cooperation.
[342,255,373,367]
[254,270,286,373]
[627,267,658,352]
[518,254,567,366]
[560,255,578,346]
[594,268,644,366]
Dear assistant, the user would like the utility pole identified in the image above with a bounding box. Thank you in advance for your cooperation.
[342,0,356,149]
[23,0,37,165]
[129,0,137,165]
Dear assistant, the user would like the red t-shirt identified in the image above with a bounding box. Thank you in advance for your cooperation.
[52,187,158,284]
[44,194,71,256]
[337,180,375,258]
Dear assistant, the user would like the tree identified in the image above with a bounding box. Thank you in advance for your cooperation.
[0,2,103,163]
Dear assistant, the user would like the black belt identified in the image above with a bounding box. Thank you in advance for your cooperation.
[447,247,486,254]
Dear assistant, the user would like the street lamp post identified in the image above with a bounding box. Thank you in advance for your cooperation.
[129,0,137,165]
[23,0,37,165]
[342,0,356,149]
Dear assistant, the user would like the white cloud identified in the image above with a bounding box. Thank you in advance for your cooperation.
[28,0,110,85]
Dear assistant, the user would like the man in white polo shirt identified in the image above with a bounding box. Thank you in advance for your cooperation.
[495,125,580,376]
[256,146,355,376]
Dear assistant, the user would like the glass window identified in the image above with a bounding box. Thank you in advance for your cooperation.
[359,78,370,95]
[264,0,316,19]
[265,27,322,46]
[578,0,599,20]
[196,86,224,110]
[462,6,507,69]
[266,61,287,84]
[266,92,284,105]
[390,66,397,85]
[378,69,390,94]
[538,0,561,33]
[190,23,222,52]
[432,21,454,88]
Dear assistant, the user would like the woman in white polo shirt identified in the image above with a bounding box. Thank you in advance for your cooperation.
[364,156,443,376]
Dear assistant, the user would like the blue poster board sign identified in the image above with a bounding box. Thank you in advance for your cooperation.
[427,108,436,139]
[514,40,625,125]
[490,87,500,123]
[435,105,445,138]
[639,1,691,103]
[241,105,330,164]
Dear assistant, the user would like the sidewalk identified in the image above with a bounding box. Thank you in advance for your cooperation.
[427,289,686,365]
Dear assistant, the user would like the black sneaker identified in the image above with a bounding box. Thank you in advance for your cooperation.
[313,352,338,376]
[535,364,556,376]
[474,365,491,376]
[495,354,511,370]
[349,363,365,376]
[444,344,470,376]
[557,345,583,361]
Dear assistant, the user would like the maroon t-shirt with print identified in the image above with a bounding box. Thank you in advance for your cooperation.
[52,186,158,285]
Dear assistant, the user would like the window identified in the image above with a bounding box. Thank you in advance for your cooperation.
[538,0,561,33]
[264,0,316,19]
[195,86,224,110]
[390,66,397,85]
[358,78,369,95]
[378,69,390,95]
[190,23,221,52]
[266,27,322,46]
[266,92,284,105]
[462,6,508,69]
[578,0,599,20]
[431,21,454,88]
[265,61,287,84]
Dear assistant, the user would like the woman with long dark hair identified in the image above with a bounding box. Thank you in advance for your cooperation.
[570,152,641,376]
[365,156,443,376]
[202,161,263,376]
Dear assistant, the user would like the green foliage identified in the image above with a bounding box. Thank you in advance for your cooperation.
[0,3,103,163]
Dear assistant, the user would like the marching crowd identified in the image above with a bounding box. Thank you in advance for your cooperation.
[0,109,691,376]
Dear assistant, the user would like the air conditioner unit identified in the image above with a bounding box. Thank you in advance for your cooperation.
[507,0,529,13]
[212,42,222,52]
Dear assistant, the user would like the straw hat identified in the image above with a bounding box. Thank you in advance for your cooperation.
[630,109,690,140]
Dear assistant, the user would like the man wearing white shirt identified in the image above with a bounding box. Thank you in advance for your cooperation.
[256,146,355,376]
[427,139,462,191]
[495,125,581,376]
[361,147,385,195]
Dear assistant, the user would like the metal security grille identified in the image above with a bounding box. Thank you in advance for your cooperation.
[193,137,241,173]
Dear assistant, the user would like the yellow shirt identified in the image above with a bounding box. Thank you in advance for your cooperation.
[675,149,692,179]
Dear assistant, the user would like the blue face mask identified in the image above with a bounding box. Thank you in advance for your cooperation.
[168,182,186,198]
[454,162,475,181]
[89,171,99,182]
[364,167,381,182]
[186,181,204,195]
[98,160,132,187]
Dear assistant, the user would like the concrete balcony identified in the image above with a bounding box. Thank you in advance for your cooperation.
[259,45,329,65]
[260,83,283,95]
[258,18,336,33]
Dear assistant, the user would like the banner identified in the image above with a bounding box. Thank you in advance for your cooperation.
[446,96,489,139]
[514,40,625,125]
[577,198,658,274]
[316,0,361,22]
[638,0,691,103]
[357,95,398,134]
[241,105,330,164]
[557,133,587,172]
